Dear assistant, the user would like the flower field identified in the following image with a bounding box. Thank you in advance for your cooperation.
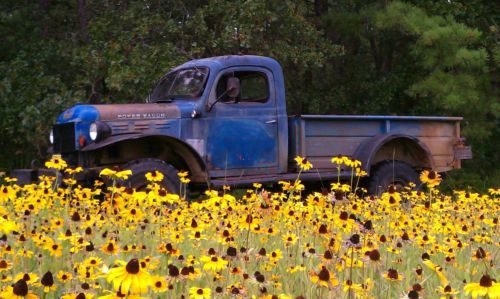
[0,156,498,299]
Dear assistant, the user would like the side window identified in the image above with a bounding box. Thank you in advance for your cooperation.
[216,71,269,103]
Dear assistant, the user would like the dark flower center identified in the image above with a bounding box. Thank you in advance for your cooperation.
[479,274,493,287]
[130,209,136,215]
[318,224,327,234]
[444,285,452,292]
[318,268,330,281]
[168,265,179,277]
[476,247,486,259]
[388,185,396,194]
[107,243,114,251]
[387,269,399,280]
[368,249,381,261]
[408,290,419,299]
[76,293,86,299]
[211,257,218,262]
[71,212,81,222]
[13,279,28,296]
[349,234,360,245]
[41,271,54,287]
[227,247,237,257]
[428,171,436,179]
[155,281,162,288]
[125,259,140,274]
[0,260,7,268]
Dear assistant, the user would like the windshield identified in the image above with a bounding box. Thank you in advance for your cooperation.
[150,67,209,102]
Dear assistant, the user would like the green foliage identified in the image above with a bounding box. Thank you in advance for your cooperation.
[0,0,497,189]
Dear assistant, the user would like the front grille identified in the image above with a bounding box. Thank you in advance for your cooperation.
[53,122,76,153]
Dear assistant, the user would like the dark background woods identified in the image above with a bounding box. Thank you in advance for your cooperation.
[0,0,498,190]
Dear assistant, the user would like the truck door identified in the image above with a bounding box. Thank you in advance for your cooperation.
[206,67,279,176]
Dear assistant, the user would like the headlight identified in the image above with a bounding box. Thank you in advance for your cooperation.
[49,129,54,144]
[89,121,111,142]
[89,123,98,141]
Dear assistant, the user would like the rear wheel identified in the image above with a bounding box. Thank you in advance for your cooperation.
[367,161,419,195]
[122,158,180,194]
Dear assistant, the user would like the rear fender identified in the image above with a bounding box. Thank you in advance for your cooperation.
[353,133,434,175]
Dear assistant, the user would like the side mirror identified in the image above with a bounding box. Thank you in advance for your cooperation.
[207,77,241,112]
[226,77,240,98]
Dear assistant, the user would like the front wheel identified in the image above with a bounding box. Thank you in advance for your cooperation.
[367,161,419,195]
[122,159,180,194]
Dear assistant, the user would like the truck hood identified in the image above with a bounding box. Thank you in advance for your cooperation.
[56,102,197,123]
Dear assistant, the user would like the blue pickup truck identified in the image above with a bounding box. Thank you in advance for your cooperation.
[13,55,472,194]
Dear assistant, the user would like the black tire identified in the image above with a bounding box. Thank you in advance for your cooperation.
[122,158,180,194]
[367,161,419,195]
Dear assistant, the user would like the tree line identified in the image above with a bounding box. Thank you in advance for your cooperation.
[0,0,498,189]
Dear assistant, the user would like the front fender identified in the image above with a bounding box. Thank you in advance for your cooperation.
[81,133,152,152]
[81,133,207,181]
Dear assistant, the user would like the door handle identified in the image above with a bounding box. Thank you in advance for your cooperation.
[265,120,277,124]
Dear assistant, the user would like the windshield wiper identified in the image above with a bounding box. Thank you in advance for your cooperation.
[152,94,178,103]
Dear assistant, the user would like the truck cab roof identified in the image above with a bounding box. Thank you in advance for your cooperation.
[175,55,282,73]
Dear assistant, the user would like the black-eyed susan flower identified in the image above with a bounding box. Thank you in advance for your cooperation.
[40,271,56,293]
[267,249,283,263]
[200,255,228,273]
[99,168,132,180]
[45,155,67,170]
[150,275,168,293]
[145,170,164,182]
[464,274,500,299]
[294,156,313,171]
[281,232,298,246]
[56,271,73,283]
[382,268,404,281]
[472,247,491,261]
[61,292,94,299]
[106,258,152,294]
[436,285,459,297]
[101,240,119,255]
[420,170,442,188]
[178,171,191,184]
[342,280,364,297]
[310,266,338,288]
[0,259,13,271]
[13,273,39,286]
[0,279,39,299]
[189,287,211,299]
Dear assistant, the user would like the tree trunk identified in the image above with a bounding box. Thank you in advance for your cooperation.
[76,0,89,43]
[39,0,49,38]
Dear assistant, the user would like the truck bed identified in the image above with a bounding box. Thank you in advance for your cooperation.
[288,115,463,173]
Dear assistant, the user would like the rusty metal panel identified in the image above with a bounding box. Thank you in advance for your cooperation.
[418,137,455,156]
[305,136,366,156]
[433,155,455,172]
[304,119,383,137]
[390,121,456,137]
